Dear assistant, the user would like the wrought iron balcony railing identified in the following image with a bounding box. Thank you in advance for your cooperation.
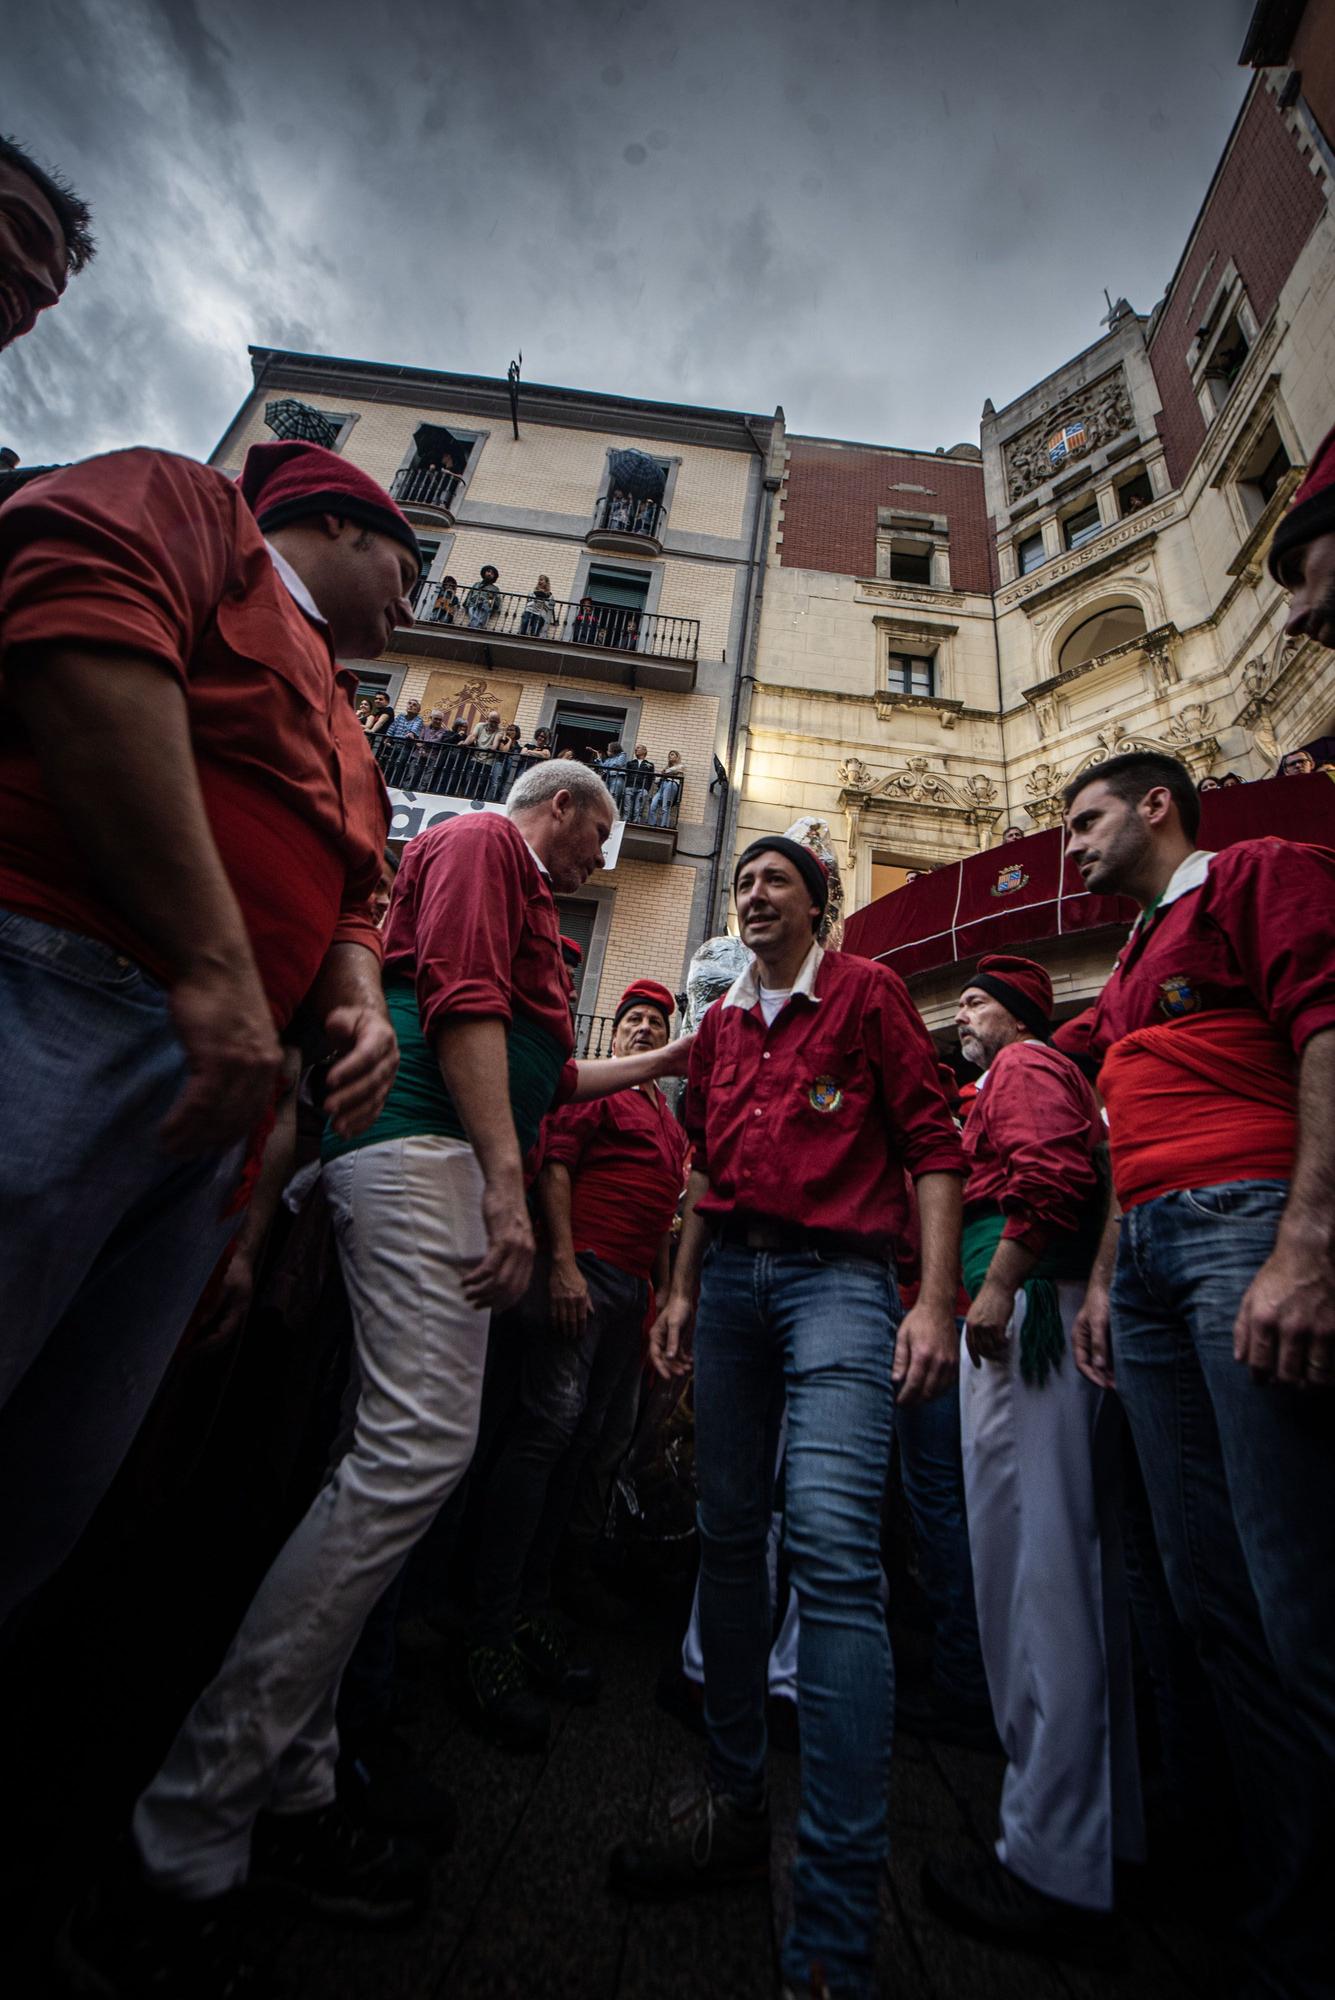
[391,464,463,512]
[590,491,665,541]
[409,578,699,664]
[370,733,683,830]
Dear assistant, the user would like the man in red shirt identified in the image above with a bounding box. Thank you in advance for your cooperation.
[466,978,689,1745]
[1063,749,1335,2000]
[0,440,414,1625]
[97,763,689,1991]
[610,836,963,2000]
[922,955,1142,1952]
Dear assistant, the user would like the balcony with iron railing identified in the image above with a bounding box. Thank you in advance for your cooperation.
[586,489,666,555]
[400,577,700,693]
[370,733,683,858]
[391,463,464,520]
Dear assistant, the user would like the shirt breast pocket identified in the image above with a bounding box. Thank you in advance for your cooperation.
[793,1035,868,1121]
[713,1060,738,1087]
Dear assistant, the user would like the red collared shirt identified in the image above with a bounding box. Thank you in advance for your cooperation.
[382,810,575,1071]
[543,1083,690,1279]
[1087,840,1335,1060]
[963,1040,1103,1255]
[0,449,388,1027]
[684,943,965,1251]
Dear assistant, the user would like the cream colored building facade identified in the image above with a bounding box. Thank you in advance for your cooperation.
[213,354,780,1028]
[735,67,1335,1031]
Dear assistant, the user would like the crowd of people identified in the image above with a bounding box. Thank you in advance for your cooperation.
[3,132,1335,2000]
[415,562,651,651]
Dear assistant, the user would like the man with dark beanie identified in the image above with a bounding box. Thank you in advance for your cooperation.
[611,834,964,2000]
[922,955,1143,1953]
[465,977,689,1745]
[0,440,418,1624]
[1269,419,1335,653]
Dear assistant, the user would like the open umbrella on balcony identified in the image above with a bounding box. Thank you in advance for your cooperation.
[413,422,467,471]
[263,399,341,449]
[607,448,666,501]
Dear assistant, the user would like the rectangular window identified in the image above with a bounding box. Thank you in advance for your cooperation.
[549,700,628,762]
[888,546,933,586]
[887,652,934,698]
[1237,420,1292,528]
[1062,502,1101,552]
[1117,472,1153,517]
[1017,531,1046,575]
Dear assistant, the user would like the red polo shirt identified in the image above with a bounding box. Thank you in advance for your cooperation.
[0,449,388,1028]
[963,1040,1103,1255]
[684,945,965,1252]
[543,1082,690,1279]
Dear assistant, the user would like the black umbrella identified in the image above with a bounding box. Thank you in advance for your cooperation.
[414,422,467,471]
[263,399,341,448]
[607,448,666,501]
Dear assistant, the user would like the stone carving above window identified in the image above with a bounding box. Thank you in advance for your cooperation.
[838,754,997,809]
[1002,367,1135,504]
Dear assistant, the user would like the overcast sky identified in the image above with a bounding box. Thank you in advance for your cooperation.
[4,0,1254,468]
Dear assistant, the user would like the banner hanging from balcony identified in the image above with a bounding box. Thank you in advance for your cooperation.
[607,448,666,500]
[386,788,625,869]
[263,399,341,448]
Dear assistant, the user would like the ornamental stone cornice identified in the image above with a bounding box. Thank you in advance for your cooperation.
[874,690,966,729]
[855,578,969,612]
[1021,622,1181,729]
[837,755,1002,858]
[1019,711,1220,827]
[996,501,1176,613]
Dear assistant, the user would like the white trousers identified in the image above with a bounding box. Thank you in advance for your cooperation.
[134,1135,490,1898]
[960,1281,1144,1911]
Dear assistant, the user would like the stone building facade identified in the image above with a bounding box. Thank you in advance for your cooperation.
[737,41,1335,1024]
[212,358,782,1028]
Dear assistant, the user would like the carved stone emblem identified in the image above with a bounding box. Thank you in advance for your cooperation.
[1003,367,1135,503]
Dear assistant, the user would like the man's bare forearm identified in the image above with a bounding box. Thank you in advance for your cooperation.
[668,1170,713,1303]
[538,1162,578,1265]
[571,1040,684,1101]
[6,646,256,980]
[434,1016,523,1185]
[982,1235,1039,1296]
[1278,1029,1335,1260]
[912,1171,964,1311]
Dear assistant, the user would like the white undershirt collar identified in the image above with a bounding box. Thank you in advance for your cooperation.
[265,540,327,627]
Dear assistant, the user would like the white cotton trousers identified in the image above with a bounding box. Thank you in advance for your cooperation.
[134,1135,491,1898]
[960,1281,1144,1911]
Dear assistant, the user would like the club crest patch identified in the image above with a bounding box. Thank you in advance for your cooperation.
[808,1076,844,1113]
[990,863,1029,898]
[1158,975,1199,1018]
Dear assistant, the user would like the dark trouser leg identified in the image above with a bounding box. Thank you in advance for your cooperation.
[895,1378,988,1706]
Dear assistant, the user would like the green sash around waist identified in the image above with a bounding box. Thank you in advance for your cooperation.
[961,1158,1108,1389]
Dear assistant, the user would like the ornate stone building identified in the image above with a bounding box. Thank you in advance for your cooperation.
[736,26,1335,1030]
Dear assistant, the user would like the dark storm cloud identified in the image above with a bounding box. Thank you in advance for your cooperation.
[2,0,1253,466]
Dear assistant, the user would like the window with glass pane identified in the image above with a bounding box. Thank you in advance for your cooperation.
[1062,502,1101,551]
[1117,472,1153,517]
[1017,531,1046,575]
[888,652,934,697]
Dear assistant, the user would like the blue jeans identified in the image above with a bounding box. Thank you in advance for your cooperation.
[0,911,242,1624]
[895,1377,988,1705]
[1112,1182,1335,1999]
[648,778,680,828]
[693,1243,898,1998]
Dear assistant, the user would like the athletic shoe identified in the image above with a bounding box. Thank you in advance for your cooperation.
[248,1802,428,1927]
[465,1642,551,1750]
[513,1614,601,1703]
[609,1787,770,1900]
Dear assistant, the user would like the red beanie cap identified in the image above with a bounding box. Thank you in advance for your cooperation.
[966,954,1054,1038]
[613,979,676,1030]
[240,441,421,564]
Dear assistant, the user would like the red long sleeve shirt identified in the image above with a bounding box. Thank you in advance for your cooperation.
[684,945,964,1252]
[962,1040,1103,1255]
[542,1085,690,1279]
[0,449,387,1027]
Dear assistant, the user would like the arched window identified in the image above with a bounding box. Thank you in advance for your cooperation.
[1058,602,1147,674]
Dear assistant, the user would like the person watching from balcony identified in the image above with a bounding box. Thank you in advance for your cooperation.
[414,709,449,782]
[1218,771,1244,787]
[464,565,501,630]
[356,698,373,728]
[555,747,577,760]
[648,750,684,829]
[0,437,416,1634]
[624,744,655,822]
[572,594,600,646]
[0,133,95,354]
[366,691,394,737]
[467,708,504,751]
[592,740,628,808]
[521,574,556,638]
[607,490,633,533]
[384,697,422,742]
[1000,826,1025,844]
[1278,746,1335,780]
[520,727,552,762]
[430,574,461,626]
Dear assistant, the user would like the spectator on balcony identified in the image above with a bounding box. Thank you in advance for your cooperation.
[366,692,393,738]
[521,575,556,639]
[0,134,95,354]
[623,745,655,822]
[648,750,684,829]
[430,575,461,626]
[1279,746,1335,779]
[1218,771,1244,787]
[592,741,628,808]
[607,490,633,533]
[464,565,501,630]
[1000,826,1025,844]
[1198,775,1221,794]
[633,497,658,537]
[385,698,423,743]
[356,698,373,729]
[467,709,506,800]
[572,595,600,647]
[414,710,450,783]
[556,748,577,761]
[520,727,552,763]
